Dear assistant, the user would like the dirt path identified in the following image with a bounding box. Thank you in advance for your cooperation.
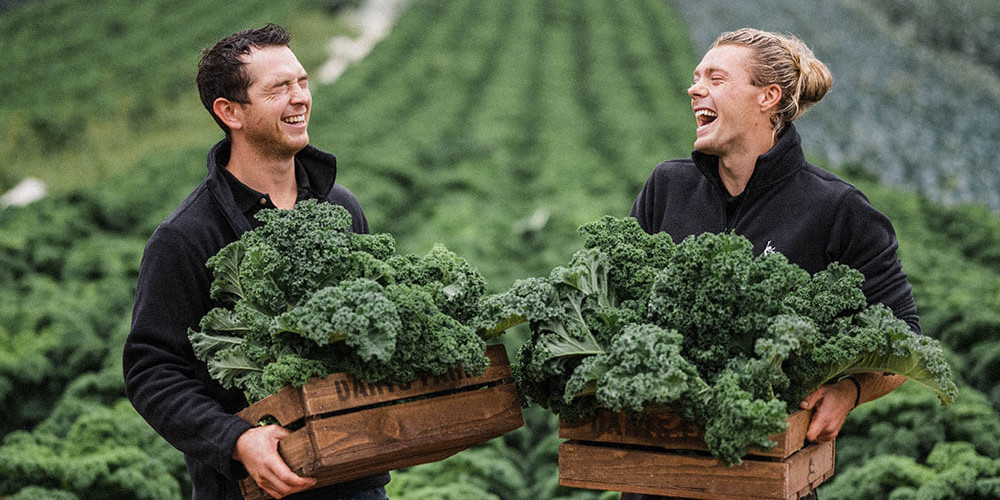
[318,0,412,83]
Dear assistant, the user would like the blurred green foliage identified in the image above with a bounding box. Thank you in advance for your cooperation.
[0,0,349,192]
[822,383,1000,498]
[0,0,998,498]
[843,172,1000,417]
[671,0,1000,213]
[861,0,1000,76]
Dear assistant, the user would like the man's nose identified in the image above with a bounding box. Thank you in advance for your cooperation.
[687,81,705,99]
[290,84,310,103]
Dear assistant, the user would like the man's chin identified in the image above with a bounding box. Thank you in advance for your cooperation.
[692,139,713,155]
[286,134,310,153]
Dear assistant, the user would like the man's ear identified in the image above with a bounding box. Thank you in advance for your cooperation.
[760,84,782,112]
[213,97,243,131]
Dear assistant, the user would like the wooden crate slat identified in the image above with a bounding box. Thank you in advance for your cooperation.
[784,438,836,498]
[235,382,305,426]
[559,409,813,459]
[310,382,522,467]
[241,445,467,500]
[775,410,813,458]
[275,430,316,474]
[236,345,523,500]
[298,344,512,416]
[558,440,835,500]
[241,383,522,500]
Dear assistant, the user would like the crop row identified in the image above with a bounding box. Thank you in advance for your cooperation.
[854,0,1000,75]
[316,0,698,287]
[0,0,326,189]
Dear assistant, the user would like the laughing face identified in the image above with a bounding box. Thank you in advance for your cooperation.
[236,45,311,158]
[687,44,776,159]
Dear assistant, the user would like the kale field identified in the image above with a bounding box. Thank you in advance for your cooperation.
[1,0,998,498]
[674,0,1000,212]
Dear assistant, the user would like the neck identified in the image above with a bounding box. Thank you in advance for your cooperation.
[716,156,755,196]
[716,129,776,196]
[226,141,299,209]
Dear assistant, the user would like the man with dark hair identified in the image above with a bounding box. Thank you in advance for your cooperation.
[123,24,390,499]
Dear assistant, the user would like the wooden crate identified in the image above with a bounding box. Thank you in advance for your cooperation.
[236,344,524,500]
[558,409,835,500]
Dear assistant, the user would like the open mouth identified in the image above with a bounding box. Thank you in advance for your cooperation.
[695,109,717,128]
[282,114,306,125]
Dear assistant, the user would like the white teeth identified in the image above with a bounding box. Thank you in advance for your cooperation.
[283,115,305,124]
[695,109,717,128]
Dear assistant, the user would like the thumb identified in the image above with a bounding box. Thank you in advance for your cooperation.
[268,425,292,441]
[799,386,826,410]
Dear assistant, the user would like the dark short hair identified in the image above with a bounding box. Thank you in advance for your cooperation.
[196,23,292,136]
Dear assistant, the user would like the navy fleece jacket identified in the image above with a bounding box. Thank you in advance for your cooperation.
[629,124,920,332]
[123,140,389,499]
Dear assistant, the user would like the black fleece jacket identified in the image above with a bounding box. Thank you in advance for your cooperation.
[629,124,920,332]
[123,140,390,499]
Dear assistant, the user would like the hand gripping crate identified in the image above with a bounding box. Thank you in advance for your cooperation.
[558,409,835,500]
[236,344,524,500]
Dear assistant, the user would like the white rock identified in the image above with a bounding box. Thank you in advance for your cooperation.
[0,177,47,208]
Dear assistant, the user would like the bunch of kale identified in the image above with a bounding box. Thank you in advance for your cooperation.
[477,216,957,465]
[188,200,490,402]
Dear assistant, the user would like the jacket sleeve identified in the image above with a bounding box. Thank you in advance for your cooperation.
[329,183,370,234]
[630,163,665,233]
[830,188,921,333]
[123,225,253,480]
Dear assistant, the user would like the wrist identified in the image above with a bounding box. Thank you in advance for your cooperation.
[844,376,862,409]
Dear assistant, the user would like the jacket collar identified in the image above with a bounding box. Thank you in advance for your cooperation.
[204,140,339,233]
[205,140,338,194]
[692,123,806,197]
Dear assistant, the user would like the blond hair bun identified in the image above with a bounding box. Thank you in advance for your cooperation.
[712,28,833,135]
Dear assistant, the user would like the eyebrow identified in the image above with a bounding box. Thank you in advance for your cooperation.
[267,74,307,87]
[253,68,307,89]
[693,66,730,79]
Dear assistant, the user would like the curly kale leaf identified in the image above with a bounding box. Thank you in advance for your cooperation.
[341,283,488,383]
[746,314,822,399]
[527,316,604,377]
[577,215,676,304]
[519,249,616,376]
[189,200,494,401]
[389,243,488,324]
[475,248,614,339]
[648,232,810,378]
[474,277,563,338]
[206,240,247,304]
[203,347,265,393]
[190,308,251,346]
[783,262,867,325]
[253,355,329,402]
[209,200,394,313]
[501,248,637,421]
[548,248,614,307]
[702,369,790,466]
[564,323,707,417]
[787,305,959,406]
[498,218,958,466]
[276,278,400,362]
[188,308,265,391]
[385,282,489,378]
[234,243,290,316]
